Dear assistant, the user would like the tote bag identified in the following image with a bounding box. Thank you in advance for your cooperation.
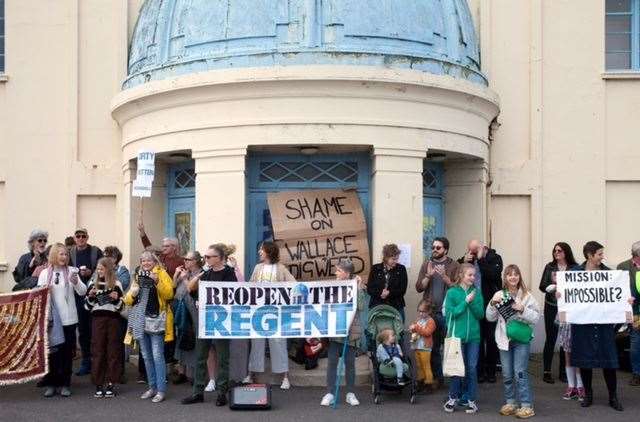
[443,314,465,377]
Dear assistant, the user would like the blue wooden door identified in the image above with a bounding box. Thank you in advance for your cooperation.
[167,162,196,256]
[423,162,445,257]
[246,153,371,276]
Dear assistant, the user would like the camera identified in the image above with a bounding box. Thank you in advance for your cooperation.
[138,270,154,289]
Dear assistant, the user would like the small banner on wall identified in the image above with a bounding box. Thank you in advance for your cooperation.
[557,270,632,324]
[0,287,50,385]
[198,280,358,339]
[267,189,371,281]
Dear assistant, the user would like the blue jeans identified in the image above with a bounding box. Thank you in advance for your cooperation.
[139,333,166,393]
[448,342,479,402]
[500,342,533,407]
[631,328,640,375]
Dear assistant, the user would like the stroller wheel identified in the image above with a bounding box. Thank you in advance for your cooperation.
[374,395,381,405]
[410,395,416,404]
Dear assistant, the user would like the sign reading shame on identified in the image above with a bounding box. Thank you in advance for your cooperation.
[198,280,358,338]
[557,270,632,324]
[267,189,371,281]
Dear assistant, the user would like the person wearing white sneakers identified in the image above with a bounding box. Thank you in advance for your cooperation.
[244,242,296,390]
[321,260,366,407]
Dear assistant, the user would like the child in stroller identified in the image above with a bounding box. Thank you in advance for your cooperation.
[367,305,416,404]
[377,329,406,385]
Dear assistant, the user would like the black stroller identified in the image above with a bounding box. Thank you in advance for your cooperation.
[366,305,416,404]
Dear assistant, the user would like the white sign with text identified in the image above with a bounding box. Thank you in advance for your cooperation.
[557,270,632,324]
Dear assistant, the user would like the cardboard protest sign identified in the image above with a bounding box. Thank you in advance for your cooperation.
[267,189,370,281]
[557,270,632,324]
[198,279,358,338]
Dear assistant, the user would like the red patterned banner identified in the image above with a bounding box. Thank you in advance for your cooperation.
[0,287,50,385]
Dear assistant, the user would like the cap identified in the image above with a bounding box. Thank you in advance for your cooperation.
[74,228,88,236]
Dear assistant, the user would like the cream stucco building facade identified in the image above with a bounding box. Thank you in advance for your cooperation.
[1,1,639,351]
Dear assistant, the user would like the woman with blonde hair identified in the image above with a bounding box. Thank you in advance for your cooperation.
[443,263,484,414]
[37,243,87,397]
[486,265,540,419]
[85,257,124,398]
[124,251,174,403]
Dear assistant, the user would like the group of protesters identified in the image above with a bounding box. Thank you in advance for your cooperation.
[11,223,640,417]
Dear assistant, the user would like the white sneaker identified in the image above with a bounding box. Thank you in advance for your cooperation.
[321,393,335,406]
[140,389,156,400]
[280,377,291,390]
[242,375,253,384]
[151,392,165,403]
[205,379,216,392]
[345,392,360,406]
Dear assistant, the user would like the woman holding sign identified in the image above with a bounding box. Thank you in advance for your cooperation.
[244,241,296,390]
[559,241,625,411]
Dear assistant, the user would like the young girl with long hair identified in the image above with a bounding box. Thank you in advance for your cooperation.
[85,257,124,398]
[443,263,485,414]
[487,265,540,419]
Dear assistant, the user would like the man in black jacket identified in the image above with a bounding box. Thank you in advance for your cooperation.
[458,239,503,383]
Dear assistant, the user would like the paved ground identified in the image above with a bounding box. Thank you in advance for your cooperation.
[1,362,639,422]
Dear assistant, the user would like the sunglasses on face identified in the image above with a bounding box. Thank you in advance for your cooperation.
[75,234,87,239]
[35,238,47,243]
[432,245,443,250]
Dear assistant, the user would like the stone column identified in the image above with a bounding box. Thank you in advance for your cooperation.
[444,159,488,258]
[193,148,247,271]
[371,147,426,320]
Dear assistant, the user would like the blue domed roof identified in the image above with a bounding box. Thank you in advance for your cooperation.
[124,0,486,89]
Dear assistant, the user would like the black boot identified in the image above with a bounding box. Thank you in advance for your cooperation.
[580,390,593,408]
[215,393,228,407]
[543,371,555,384]
[609,396,623,411]
[181,393,204,405]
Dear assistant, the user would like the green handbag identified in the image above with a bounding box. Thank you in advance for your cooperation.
[506,319,533,344]
[503,290,533,344]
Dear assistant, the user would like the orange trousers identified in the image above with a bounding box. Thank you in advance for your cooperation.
[415,350,434,385]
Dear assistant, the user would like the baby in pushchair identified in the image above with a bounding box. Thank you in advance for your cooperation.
[367,305,416,404]
[376,329,406,385]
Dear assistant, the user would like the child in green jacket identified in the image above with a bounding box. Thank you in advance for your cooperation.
[443,263,485,414]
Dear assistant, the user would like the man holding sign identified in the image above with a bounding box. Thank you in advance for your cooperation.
[556,241,634,412]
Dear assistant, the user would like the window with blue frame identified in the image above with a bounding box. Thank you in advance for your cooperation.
[605,0,640,70]
[0,0,5,73]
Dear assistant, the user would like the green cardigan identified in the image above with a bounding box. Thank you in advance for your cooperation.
[444,285,485,343]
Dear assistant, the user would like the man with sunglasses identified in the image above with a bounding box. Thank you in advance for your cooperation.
[70,228,103,376]
[415,237,459,389]
[13,229,49,284]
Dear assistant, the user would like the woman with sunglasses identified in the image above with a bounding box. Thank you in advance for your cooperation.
[13,229,49,284]
[538,242,577,384]
[37,243,87,397]
[172,251,204,385]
